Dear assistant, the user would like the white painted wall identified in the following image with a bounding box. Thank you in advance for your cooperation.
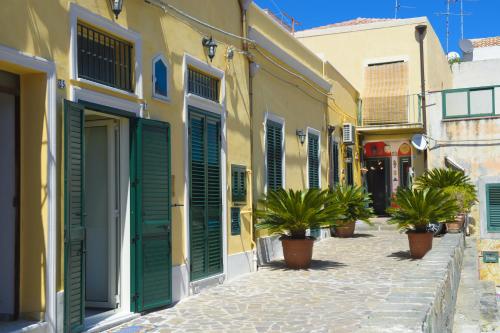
[472,46,500,62]
[427,59,500,239]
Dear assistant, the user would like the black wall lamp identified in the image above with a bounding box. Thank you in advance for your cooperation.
[110,0,123,19]
[202,37,218,62]
[296,129,306,145]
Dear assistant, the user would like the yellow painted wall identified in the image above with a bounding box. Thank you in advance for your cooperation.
[0,0,253,314]
[297,18,453,96]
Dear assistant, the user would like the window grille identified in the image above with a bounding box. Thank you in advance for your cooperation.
[188,67,219,102]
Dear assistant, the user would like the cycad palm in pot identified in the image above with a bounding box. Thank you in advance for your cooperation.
[388,187,458,259]
[415,168,477,233]
[329,185,374,238]
[255,188,344,269]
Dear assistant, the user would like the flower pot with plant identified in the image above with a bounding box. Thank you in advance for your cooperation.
[255,188,344,269]
[329,185,374,238]
[388,187,458,259]
[415,168,477,233]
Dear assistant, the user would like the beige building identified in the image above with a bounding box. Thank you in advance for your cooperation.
[296,17,452,215]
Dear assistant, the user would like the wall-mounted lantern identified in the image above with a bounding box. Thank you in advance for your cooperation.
[296,129,306,145]
[110,0,123,19]
[202,37,218,62]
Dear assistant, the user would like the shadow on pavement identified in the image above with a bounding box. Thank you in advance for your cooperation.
[262,259,348,271]
[387,250,415,261]
[349,233,375,238]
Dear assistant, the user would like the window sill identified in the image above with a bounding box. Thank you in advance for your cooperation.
[442,115,500,122]
[74,77,139,100]
[152,93,171,104]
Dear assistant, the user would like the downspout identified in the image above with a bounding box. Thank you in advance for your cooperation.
[416,24,428,169]
[239,0,258,271]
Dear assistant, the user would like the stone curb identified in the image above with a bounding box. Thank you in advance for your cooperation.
[360,233,465,332]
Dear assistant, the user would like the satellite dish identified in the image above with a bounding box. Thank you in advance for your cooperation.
[459,39,474,54]
[411,134,428,151]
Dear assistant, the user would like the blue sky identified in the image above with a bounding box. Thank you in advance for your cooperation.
[254,0,500,54]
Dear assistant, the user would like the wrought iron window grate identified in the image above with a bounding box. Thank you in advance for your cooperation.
[188,67,219,102]
[77,22,134,92]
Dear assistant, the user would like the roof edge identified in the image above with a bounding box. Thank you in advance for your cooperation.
[295,17,428,38]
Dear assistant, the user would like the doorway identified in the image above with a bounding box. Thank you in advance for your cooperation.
[84,116,120,316]
[366,158,390,216]
[189,108,223,281]
[0,71,19,321]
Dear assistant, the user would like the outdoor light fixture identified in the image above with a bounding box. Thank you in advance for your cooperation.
[110,0,123,19]
[202,37,218,62]
[296,129,306,145]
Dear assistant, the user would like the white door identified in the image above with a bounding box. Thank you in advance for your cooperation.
[0,92,16,317]
[84,120,118,309]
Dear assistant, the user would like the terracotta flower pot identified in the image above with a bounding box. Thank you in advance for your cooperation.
[281,238,314,269]
[407,231,433,259]
[334,221,356,238]
[445,214,465,233]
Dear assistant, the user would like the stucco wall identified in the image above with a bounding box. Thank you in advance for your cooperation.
[296,18,452,96]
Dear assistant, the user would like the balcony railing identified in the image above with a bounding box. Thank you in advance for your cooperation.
[358,94,423,128]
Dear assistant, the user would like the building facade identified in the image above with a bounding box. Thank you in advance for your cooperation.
[0,1,360,332]
[296,17,452,215]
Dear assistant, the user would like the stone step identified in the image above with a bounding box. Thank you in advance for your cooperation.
[480,280,500,332]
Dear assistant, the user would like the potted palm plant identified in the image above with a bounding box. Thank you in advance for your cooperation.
[255,188,344,269]
[388,187,458,259]
[415,168,477,233]
[329,185,374,237]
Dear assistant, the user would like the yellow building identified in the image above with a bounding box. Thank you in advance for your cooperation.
[296,17,452,215]
[0,1,360,333]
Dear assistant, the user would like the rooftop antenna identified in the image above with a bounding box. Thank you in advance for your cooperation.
[394,0,415,18]
[436,0,471,52]
[459,0,477,40]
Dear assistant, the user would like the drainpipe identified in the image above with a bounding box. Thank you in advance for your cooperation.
[416,24,428,169]
[239,0,259,271]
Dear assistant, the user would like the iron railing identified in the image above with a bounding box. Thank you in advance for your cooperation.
[77,22,134,92]
[358,93,423,127]
[188,67,220,102]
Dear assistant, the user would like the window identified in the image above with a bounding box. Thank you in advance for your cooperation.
[308,132,320,189]
[329,136,340,188]
[231,164,247,202]
[346,147,354,186]
[487,184,500,232]
[443,87,496,119]
[231,207,241,235]
[153,55,168,100]
[77,22,134,92]
[188,67,220,102]
[266,120,283,191]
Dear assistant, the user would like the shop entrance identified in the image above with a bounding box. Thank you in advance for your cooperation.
[366,158,391,216]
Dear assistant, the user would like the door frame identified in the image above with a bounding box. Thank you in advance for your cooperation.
[365,157,391,215]
[182,54,227,287]
[68,98,135,327]
[0,86,20,320]
[0,44,57,331]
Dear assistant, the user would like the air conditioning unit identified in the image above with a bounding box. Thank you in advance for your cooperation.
[342,123,355,145]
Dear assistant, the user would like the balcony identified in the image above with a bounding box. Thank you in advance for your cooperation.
[357,93,424,133]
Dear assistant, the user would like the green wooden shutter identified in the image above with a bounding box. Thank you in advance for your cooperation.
[189,109,222,281]
[231,165,246,202]
[487,184,500,232]
[266,120,283,191]
[333,142,340,185]
[134,119,172,311]
[308,133,320,189]
[64,100,85,333]
[231,207,241,235]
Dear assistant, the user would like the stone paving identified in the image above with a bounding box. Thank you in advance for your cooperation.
[112,227,442,333]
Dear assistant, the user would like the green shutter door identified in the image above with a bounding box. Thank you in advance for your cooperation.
[487,184,500,232]
[189,109,222,281]
[266,121,282,191]
[64,101,85,333]
[308,133,319,189]
[134,119,172,311]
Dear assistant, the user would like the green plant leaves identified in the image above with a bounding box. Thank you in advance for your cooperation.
[329,185,374,226]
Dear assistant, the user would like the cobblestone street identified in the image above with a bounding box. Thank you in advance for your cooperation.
[112,227,445,333]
